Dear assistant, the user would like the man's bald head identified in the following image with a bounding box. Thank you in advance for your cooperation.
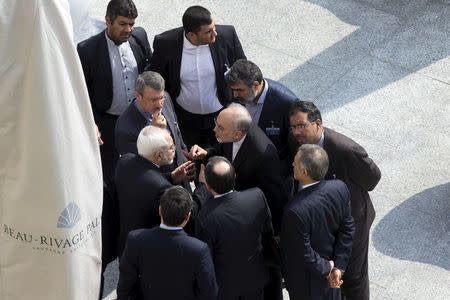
[205,156,235,194]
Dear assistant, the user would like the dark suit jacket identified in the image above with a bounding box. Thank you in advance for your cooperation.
[77,28,152,120]
[149,25,246,107]
[195,188,272,297]
[257,78,298,160]
[322,128,381,224]
[115,153,172,256]
[208,124,287,233]
[118,227,218,300]
[281,180,355,300]
[114,93,187,167]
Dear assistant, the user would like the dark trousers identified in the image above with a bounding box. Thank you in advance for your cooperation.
[97,113,119,186]
[174,104,219,149]
[264,266,283,300]
[341,217,372,300]
[219,288,264,300]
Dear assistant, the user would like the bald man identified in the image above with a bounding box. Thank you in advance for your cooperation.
[196,156,273,300]
[187,104,286,300]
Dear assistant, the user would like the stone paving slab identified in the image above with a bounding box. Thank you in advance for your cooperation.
[73,1,450,299]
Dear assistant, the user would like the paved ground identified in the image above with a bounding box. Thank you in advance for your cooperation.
[75,1,450,299]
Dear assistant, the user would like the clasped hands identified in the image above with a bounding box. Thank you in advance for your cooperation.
[327,260,344,289]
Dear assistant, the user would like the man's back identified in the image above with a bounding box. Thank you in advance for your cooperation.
[195,188,271,296]
[118,227,217,300]
[115,153,172,255]
[281,180,354,300]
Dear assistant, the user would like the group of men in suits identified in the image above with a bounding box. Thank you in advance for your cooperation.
[77,0,382,299]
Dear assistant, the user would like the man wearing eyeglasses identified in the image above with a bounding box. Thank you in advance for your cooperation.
[115,71,188,182]
[288,101,381,300]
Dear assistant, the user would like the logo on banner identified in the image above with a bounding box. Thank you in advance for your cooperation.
[57,202,81,228]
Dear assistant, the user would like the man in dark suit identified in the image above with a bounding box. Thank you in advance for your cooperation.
[118,186,218,300]
[225,59,298,174]
[115,125,195,256]
[77,0,152,184]
[149,5,246,148]
[281,144,355,300]
[195,156,273,300]
[288,101,381,300]
[187,104,286,300]
[114,71,191,191]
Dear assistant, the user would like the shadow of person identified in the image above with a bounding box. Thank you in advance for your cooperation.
[372,183,450,270]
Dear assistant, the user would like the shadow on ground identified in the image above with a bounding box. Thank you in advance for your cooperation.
[372,183,450,270]
[279,0,450,113]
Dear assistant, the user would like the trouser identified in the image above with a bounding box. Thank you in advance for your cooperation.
[264,266,283,300]
[220,288,264,300]
[341,218,372,300]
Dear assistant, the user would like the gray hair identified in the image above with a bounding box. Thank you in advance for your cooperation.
[135,71,165,95]
[137,125,170,156]
[296,144,329,181]
[227,103,252,134]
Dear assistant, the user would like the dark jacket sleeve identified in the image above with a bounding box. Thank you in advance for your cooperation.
[117,232,140,300]
[231,26,246,60]
[283,210,332,277]
[195,244,218,299]
[333,184,355,270]
[346,143,381,191]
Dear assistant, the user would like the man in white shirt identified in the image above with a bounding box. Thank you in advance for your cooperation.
[150,5,246,148]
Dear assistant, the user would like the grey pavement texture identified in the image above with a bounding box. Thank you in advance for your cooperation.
[75,1,450,299]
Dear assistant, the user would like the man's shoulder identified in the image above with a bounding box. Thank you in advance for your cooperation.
[324,127,367,155]
[216,24,237,35]
[77,30,105,50]
[154,27,183,42]
[247,124,278,153]
[266,78,298,103]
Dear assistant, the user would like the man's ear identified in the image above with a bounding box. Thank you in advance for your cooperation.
[158,206,162,217]
[105,16,112,26]
[233,130,243,141]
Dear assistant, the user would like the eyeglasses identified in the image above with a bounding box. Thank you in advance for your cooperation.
[146,95,165,102]
[290,121,316,131]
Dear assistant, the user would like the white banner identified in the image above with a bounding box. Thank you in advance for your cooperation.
[0,1,102,299]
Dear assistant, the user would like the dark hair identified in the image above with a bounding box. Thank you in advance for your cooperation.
[205,156,235,194]
[289,101,322,122]
[160,186,192,226]
[182,6,212,33]
[297,144,329,181]
[106,0,138,21]
[226,59,263,87]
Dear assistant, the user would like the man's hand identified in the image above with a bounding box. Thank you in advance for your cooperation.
[151,112,167,128]
[171,161,196,184]
[327,268,344,288]
[95,124,104,146]
[183,145,207,160]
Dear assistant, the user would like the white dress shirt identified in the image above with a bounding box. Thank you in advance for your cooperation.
[177,34,222,114]
[105,32,138,115]
[232,134,247,162]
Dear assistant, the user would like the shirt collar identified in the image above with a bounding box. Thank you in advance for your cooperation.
[254,79,269,105]
[317,130,325,148]
[105,31,128,47]
[160,223,183,231]
[214,190,234,198]
[183,32,208,49]
[302,181,320,189]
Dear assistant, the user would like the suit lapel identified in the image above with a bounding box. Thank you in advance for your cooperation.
[98,31,112,92]
[209,41,222,83]
[174,30,184,88]
[129,35,143,73]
